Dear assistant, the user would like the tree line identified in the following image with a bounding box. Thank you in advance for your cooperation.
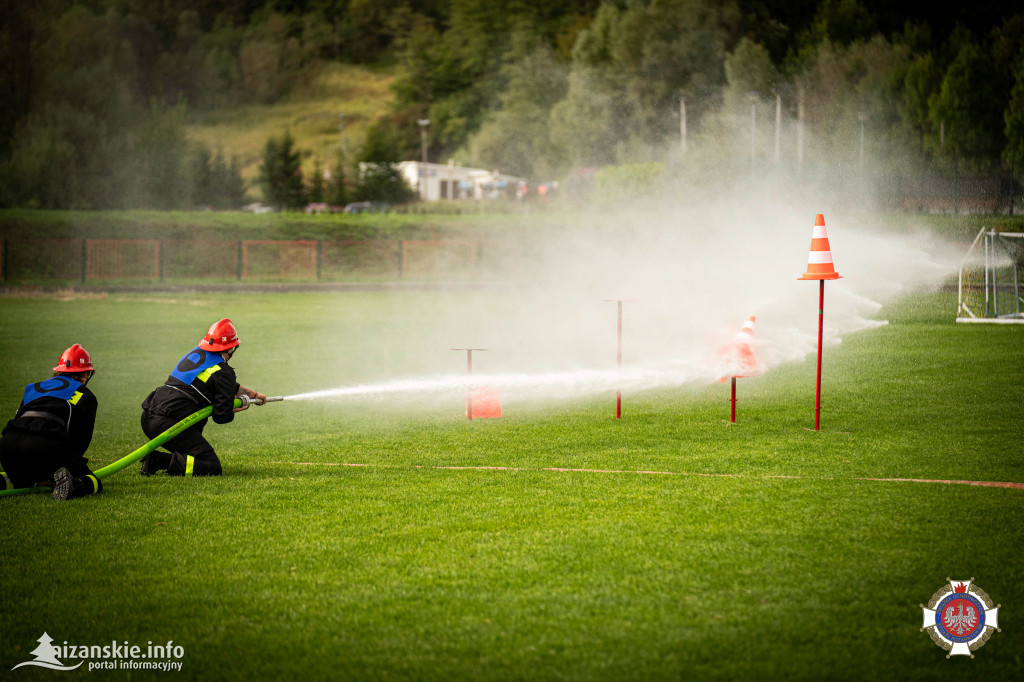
[2,1,1024,210]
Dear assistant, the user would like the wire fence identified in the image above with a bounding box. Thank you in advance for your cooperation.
[0,238,481,284]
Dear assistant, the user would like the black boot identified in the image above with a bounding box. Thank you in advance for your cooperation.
[140,450,172,476]
[52,468,101,500]
[166,451,188,476]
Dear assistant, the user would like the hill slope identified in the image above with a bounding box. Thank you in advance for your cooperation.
[185,63,398,194]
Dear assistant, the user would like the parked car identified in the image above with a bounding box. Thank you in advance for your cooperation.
[342,201,391,214]
[243,202,274,214]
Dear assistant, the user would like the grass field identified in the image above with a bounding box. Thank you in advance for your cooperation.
[0,289,1021,680]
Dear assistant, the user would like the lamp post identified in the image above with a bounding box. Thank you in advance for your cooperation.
[679,96,687,156]
[774,92,782,164]
[857,111,867,173]
[797,86,805,176]
[337,113,348,172]
[448,157,455,200]
[417,118,430,200]
[747,92,758,169]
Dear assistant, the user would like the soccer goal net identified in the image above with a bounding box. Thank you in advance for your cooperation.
[957,228,1024,324]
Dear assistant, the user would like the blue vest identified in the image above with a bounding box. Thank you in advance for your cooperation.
[170,347,225,386]
[23,376,84,406]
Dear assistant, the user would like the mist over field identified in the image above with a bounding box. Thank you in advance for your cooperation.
[298,174,965,406]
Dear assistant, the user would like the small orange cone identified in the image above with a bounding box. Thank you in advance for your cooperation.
[798,214,842,280]
[718,315,760,382]
[468,386,501,419]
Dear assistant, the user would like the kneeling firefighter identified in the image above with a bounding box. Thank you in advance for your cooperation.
[0,344,103,500]
[140,318,266,477]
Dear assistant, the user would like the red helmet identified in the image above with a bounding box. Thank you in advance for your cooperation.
[199,318,240,352]
[53,343,95,373]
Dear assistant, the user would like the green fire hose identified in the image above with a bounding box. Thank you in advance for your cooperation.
[0,395,282,498]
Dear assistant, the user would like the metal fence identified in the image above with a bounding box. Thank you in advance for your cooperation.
[0,238,480,283]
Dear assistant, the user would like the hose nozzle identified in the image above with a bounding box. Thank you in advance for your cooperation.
[238,395,284,408]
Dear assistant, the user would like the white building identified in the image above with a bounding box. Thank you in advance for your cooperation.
[396,161,524,201]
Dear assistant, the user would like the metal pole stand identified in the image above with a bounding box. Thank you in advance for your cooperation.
[730,377,737,424]
[452,348,486,420]
[603,298,638,419]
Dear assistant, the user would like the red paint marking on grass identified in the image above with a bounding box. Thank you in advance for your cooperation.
[544,467,630,474]
[425,465,517,471]
[858,477,1024,490]
[267,461,1022,489]
[270,461,370,467]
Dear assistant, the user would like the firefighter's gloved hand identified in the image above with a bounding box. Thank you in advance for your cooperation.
[235,387,267,412]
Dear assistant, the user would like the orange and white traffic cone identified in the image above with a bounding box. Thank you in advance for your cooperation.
[468,387,502,419]
[798,213,842,281]
[732,315,758,374]
[718,315,759,381]
[718,315,761,423]
[798,213,843,431]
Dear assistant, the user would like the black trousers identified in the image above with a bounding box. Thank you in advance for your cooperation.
[140,413,223,476]
[0,430,102,495]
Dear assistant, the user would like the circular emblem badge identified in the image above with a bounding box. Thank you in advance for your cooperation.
[935,592,985,642]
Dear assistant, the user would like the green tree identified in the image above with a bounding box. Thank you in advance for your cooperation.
[466,36,569,178]
[551,0,739,168]
[1004,54,1024,183]
[190,146,214,207]
[355,122,415,203]
[724,37,778,109]
[210,153,248,209]
[309,158,326,203]
[899,53,941,153]
[327,148,349,206]
[929,40,1004,169]
[258,132,306,209]
[128,102,192,210]
[593,161,667,204]
[804,0,875,47]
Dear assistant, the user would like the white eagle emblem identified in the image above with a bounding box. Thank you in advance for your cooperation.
[942,603,978,636]
[921,578,1001,658]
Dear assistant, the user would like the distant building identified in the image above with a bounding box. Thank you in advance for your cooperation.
[395,161,525,201]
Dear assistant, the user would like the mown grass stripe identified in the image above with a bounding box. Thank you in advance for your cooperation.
[267,460,1024,489]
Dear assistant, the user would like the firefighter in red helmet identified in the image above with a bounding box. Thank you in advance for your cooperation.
[0,344,103,500]
[139,318,266,477]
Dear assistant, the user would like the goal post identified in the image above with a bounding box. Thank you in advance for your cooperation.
[957,228,1024,323]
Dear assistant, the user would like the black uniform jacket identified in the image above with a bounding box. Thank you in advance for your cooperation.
[2,385,98,458]
[142,361,240,424]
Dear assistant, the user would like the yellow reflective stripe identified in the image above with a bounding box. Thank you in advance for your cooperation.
[87,475,99,494]
[69,391,83,405]
[196,365,222,383]
[185,456,195,476]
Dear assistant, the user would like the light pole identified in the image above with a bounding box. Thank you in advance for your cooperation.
[797,86,805,175]
[774,92,782,164]
[417,118,430,199]
[747,92,758,169]
[337,113,348,172]
[679,96,687,156]
[857,111,867,173]
[448,157,455,200]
